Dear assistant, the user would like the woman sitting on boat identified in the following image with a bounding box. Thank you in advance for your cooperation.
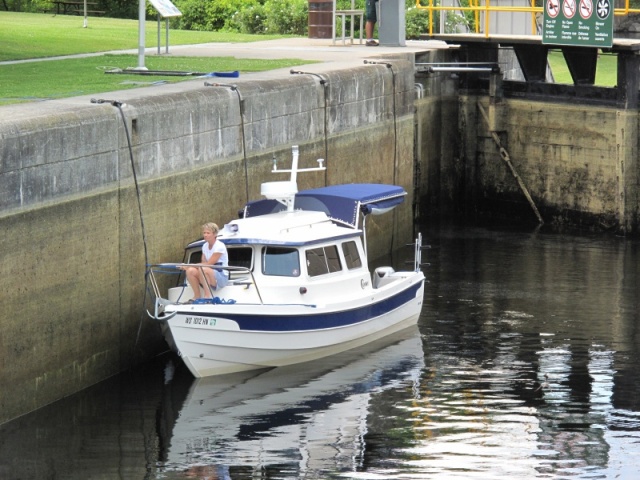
[183,222,229,300]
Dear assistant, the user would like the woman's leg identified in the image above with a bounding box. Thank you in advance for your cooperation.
[201,268,216,298]
[185,266,220,299]
[185,266,205,298]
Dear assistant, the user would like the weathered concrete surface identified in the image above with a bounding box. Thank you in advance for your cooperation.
[0,53,419,424]
[414,53,462,218]
[423,36,640,233]
[458,95,639,231]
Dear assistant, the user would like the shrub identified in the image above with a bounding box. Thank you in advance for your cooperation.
[170,0,251,31]
[103,0,138,19]
[230,3,267,34]
[173,0,209,31]
[172,0,306,35]
[206,0,261,31]
[4,0,47,13]
[406,7,432,39]
[262,0,307,35]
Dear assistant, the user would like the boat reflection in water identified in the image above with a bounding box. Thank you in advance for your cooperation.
[157,325,424,477]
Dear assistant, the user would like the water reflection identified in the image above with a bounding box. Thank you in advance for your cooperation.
[1,222,640,479]
[390,222,640,479]
[157,326,424,478]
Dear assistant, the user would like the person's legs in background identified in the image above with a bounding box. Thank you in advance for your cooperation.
[365,0,378,46]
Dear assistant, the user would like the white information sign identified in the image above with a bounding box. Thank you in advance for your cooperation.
[149,0,182,18]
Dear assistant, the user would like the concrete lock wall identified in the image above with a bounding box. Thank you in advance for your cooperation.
[0,57,417,425]
[414,42,640,233]
[413,51,462,219]
[459,95,640,230]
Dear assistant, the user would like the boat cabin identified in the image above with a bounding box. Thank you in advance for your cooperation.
[181,235,364,281]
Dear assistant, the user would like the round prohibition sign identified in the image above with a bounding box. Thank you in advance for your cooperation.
[579,0,593,19]
[596,0,610,19]
[547,0,560,17]
[563,0,576,18]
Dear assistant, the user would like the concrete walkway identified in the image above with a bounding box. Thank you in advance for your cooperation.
[144,37,451,62]
[145,37,453,77]
[1,36,452,67]
[1,36,452,112]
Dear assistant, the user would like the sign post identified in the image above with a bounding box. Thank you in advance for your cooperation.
[149,0,182,55]
[137,0,182,70]
[543,0,613,47]
[137,0,146,70]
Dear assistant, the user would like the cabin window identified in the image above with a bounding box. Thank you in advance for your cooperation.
[306,245,342,277]
[185,247,201,264]
[228,246,253,269]
[341,241,362,269]
[262,247,300,277]
[186,245,252,269]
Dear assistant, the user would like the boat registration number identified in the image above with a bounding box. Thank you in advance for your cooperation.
[185,316,216,326]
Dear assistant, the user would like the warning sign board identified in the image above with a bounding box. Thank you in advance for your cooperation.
[543,0,613,47]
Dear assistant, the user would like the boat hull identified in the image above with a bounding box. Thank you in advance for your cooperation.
[159,326,424,471]
[165,279,424,377]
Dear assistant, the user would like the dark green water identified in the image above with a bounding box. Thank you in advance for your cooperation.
[1,222,639,479]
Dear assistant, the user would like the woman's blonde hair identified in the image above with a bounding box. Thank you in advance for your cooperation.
[202,222,219,235]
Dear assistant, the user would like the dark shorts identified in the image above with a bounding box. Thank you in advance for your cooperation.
[366,0,378,22]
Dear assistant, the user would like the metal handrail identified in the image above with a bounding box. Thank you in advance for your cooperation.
[415,0,640,38]
[145,263,262,320]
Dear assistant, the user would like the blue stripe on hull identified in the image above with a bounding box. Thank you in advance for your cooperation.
[187,282,423,332]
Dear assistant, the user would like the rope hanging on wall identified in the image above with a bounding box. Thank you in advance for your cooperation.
[477,101,544,225]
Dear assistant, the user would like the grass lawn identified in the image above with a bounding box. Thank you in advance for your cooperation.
[0,12,312,105]
[547,50,617,86]
[0,54,314,104]
[0,12,286,62]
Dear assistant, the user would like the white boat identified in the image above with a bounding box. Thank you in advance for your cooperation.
[158,326,425,475]
[147,145,426,378]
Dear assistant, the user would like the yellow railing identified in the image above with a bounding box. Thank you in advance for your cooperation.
[415,0,640,38]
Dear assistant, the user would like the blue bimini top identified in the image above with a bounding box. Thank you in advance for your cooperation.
[242,184,406,229]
